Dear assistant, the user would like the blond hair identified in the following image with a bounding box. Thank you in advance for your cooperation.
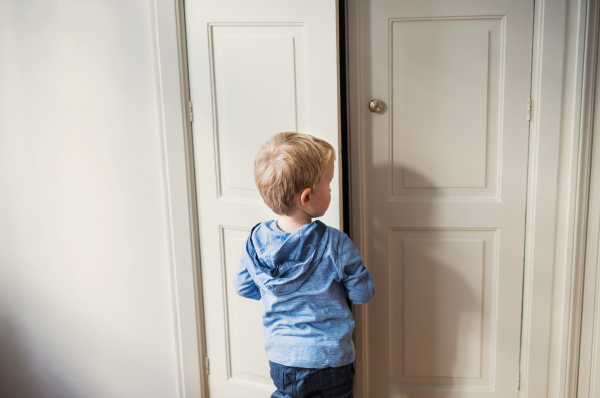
[254,132,335,215]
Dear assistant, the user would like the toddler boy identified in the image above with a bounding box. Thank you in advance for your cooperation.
[234,132,375,398]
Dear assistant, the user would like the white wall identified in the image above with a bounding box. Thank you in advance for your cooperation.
[0,1,180,397]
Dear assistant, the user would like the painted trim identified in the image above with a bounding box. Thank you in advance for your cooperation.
[519,0,600,397]
[576,40,600,396]
[346,0,368,396]
[565,0,600,395]
[519,0,569,396]
[150,0,209,397]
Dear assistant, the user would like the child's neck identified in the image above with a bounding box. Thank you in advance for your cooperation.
[277,211,312,233]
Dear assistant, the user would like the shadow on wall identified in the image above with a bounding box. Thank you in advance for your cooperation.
[377,166,480,395]
[0,318,79,398]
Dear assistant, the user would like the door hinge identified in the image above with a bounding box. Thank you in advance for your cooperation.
[205,357,210,375]
[517,371,521,390]
[527,99,532,121]
[189,101,194,123]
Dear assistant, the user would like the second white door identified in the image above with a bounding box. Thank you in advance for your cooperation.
[185,1,342,397]
[348,0,535,397]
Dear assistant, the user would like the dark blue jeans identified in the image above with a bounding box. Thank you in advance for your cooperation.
[269,360,354,398]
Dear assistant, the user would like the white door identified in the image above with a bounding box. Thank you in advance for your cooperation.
[184,1,341,397]
[348,0,534,397]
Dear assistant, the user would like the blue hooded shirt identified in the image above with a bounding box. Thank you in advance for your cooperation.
[233,220,375,368]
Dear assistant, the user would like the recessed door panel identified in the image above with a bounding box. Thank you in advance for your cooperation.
[391,18,502,199]
[221,227,272,388]
[390,229,497,389]
[211,25,308,201]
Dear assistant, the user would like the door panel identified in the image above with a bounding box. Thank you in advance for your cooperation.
[185,1,341,397]
[391,18,502,197]
[390,229,496,387]
[222,227,272,387]
[210,24,308,201]
[348,0,534,397]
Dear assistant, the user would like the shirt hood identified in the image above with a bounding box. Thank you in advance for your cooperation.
[244,220,328,296]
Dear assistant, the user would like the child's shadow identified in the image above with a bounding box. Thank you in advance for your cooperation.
[364,164,482,395]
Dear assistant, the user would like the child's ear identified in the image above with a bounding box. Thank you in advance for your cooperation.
[300,188,312,207]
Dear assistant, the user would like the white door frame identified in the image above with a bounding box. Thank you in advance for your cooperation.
[151,0,598,397]
[560,0,600,396]
[149,0,209,397]
[519,0,599,397]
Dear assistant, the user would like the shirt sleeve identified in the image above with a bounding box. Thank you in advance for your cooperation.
[233,249,262,301]
[338,235,375,304]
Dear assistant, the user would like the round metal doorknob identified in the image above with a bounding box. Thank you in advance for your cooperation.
[369,99,383,113]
